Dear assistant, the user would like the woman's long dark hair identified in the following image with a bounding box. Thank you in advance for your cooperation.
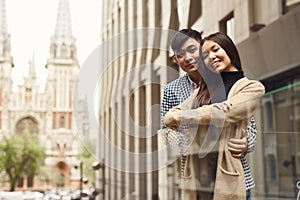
[192,77,210,108]
[192,32,241,108]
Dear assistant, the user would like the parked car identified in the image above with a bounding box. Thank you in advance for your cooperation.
[0,191,23,200]
[22,191,44,200]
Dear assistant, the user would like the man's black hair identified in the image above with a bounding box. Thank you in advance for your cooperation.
[171,28,202,52]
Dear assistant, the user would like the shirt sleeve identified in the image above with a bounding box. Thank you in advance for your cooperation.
[160,86,179,128]
[245,116,257,154]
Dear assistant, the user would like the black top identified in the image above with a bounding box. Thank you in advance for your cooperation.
[221,71,244,97]
[210,71,244,103]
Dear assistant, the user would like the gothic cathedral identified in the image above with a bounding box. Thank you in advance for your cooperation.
[0,0,87,190]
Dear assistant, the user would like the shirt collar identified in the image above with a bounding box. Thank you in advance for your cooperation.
[187,75,199,89]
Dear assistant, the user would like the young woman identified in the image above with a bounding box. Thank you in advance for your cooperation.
[164,32,265,200]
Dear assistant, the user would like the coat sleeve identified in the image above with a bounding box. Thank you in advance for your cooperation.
[179,79,265,127]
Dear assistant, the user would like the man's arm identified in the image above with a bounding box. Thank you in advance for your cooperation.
[245,117,257,153]
[160,86,179,128]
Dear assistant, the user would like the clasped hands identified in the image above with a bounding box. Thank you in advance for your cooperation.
[163,100,232,130]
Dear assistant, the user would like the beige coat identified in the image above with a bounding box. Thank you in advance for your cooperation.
[172,77,265,200]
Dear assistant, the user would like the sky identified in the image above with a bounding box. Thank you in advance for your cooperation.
[6,0,101,92]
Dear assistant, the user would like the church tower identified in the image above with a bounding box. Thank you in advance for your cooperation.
[45,0,79,117]
[44,0,81,188]
[45,0,79,132]
[0,0,13,132]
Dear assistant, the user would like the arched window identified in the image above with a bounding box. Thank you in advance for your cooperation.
[15,117,39,134]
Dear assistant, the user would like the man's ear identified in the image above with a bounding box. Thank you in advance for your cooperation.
[173,56,179,64]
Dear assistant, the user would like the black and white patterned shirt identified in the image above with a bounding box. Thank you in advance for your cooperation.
[160,73,256,190]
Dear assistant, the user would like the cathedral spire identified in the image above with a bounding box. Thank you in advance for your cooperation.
[46,0,78,65]
[0,0,13,64]
[0,0,8,34]
[28,53,36,79]
[23,55,37,89]
[54,0,73,40]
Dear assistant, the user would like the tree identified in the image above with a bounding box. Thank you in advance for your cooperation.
[77,139,97,187]
[0,131,45,191]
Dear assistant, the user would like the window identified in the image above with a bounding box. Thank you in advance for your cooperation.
[265,101,274,132]
[27,175,34,187]
[188,0,202,27]
[17,177,24,187]
[283,0,300,13]
[219,12,235,41]
[59,115,65,128]
[267,155,277,182]
[15,117,39,134]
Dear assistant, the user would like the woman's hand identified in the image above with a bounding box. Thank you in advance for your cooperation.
[163,108,182,130]
[213,100,232,112]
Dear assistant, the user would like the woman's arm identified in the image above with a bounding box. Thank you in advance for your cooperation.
[164,79,265,129]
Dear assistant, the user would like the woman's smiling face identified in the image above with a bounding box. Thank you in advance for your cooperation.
[201,40,237,73]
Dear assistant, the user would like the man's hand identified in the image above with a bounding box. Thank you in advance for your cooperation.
[228,129,248,158]
[163,108,182,130]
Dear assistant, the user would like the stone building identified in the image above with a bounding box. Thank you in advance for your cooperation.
[97,0,300,199]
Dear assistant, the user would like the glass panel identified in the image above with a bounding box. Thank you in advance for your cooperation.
[261,80,300,198]
[292,80,300,191]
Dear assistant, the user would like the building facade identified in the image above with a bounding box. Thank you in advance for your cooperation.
[97,0,300,199]
[0,0,86,191]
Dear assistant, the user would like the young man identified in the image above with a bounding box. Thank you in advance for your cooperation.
[160,28,257,199]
